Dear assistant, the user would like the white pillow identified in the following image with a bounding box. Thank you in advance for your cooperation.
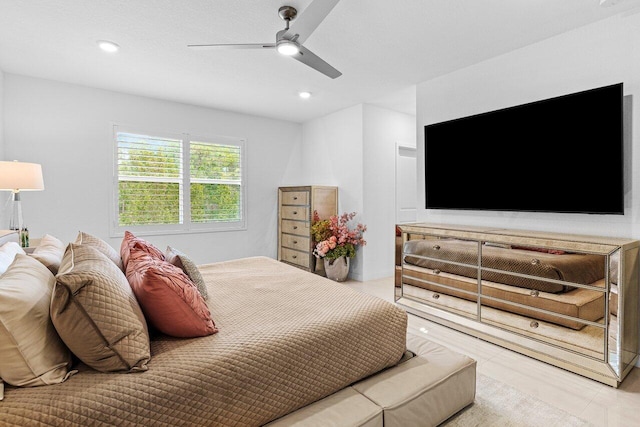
[0,242,26,275]
[30,234,66,274]
[0,254,73,387]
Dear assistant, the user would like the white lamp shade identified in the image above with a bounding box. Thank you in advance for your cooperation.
[0,161,45,191]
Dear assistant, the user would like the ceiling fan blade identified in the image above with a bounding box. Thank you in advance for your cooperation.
[283,0,341,44]
[188,43,275,49]
[292,45,341,79]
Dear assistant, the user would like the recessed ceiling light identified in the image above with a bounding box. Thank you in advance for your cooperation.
[298,91,312,99]
[97,40,119,53]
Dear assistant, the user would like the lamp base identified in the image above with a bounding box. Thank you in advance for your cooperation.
[8,191,26,247]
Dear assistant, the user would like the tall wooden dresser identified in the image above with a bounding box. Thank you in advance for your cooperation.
[278,186,338,273]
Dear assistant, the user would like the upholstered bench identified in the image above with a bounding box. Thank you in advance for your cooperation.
[266,333,477,426]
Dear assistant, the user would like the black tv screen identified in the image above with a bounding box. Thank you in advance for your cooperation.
[424,83,624,215]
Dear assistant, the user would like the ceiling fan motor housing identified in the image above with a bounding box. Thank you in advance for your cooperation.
[278,6,298,22]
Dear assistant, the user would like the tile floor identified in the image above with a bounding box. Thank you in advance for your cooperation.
[344,276,640,427]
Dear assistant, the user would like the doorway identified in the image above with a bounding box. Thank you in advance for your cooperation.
[395,144,417,223]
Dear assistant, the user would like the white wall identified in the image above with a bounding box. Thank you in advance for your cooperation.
[0,70,4,160]
[362,105,415,280]
[0,70,6,227]
[300,104,416,281]
[3,74,302,265]
[417,13,640,367]
[417,13,640,238]
[300,105,365,278]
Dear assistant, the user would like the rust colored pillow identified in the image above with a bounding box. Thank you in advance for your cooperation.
[125,248,217,338]
[120,231,165,271]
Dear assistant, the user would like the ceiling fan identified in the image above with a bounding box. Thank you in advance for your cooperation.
[188,0,342,79]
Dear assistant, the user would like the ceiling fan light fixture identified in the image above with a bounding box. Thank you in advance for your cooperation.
[276,40,300,56]
[298,91,312,99]
[97,40,119,53]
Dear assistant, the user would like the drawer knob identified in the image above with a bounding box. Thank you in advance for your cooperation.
[293,226,298,230]
[293,211,298,215]
[432,293,440,300]
[293,240,298,244]
[433,269,441,275]
[293,196,298,200]
[530,321,539,328]
[531,258,540,265]
[433,245,441,250]
[530,290,539,297]
[292,255,297,259]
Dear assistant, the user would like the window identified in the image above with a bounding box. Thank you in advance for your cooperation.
[113,126,246,235]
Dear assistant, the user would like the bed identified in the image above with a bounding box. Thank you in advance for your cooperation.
[1,255,409,426]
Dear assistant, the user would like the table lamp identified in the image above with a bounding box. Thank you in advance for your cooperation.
[0,161,45,245]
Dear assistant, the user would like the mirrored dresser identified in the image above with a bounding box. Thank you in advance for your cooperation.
[396,223,639,387]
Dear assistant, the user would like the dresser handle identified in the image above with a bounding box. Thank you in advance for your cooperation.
[292,255,297,259]
[531,258,540,265]
[293,240,298,244]
[432,293,440,299]
[433,269,441,275]
[293,226,298,230]
[530,321,539,329]
[530,290,539,297]
[293,211,298,215]
[293,196,298,200]
[433,245,441,250]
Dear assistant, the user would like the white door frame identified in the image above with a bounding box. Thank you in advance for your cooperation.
[395,143,417,224]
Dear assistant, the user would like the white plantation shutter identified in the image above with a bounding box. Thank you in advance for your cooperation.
[117,132,184,226]
[190,141,242,223]
[113,127,246,235]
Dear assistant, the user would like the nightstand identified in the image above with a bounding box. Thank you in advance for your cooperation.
[0,230,19,246]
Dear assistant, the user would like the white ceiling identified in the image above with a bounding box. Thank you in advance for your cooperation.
[1,0,639,123]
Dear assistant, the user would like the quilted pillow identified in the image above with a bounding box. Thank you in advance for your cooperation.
[51,244,150,373]
[75,231,124,271]
[126,248,217,338]
[0,255,73,387]
[30,234,65,274]
[120,231,165,271]
[165,246,208,300]
[0,242,25,275]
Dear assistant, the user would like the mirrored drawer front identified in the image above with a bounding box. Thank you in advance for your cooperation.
[479,279,605,331]
[281,247,309,268]
[281,234,310,252]
[281,206,309,221]
[403,237,479,266]
[281,191,309,205]
[401,283,477,321]
[403,238,479,281]
[481,244,606,293]
[281,219,309,236]
[480,296,605,359]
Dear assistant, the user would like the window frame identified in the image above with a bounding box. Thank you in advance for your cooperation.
[110,125,247,237]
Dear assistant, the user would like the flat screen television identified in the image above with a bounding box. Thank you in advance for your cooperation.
[424,82,624,215]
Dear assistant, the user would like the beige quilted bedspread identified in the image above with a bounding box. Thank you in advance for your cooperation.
[1,256,407,426]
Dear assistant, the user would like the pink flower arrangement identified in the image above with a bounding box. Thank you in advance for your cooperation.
[311,211,367,260]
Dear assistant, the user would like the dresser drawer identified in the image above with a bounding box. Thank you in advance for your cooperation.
[281,206,309,221]
[281,234,310,252]
[281,247,309,268]
[281,191,309,205]
[281,219,309,236]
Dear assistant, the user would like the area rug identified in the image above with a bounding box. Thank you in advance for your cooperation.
[441,373,594,426]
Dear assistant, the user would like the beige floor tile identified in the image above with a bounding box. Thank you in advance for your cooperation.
[348,275,640,426]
